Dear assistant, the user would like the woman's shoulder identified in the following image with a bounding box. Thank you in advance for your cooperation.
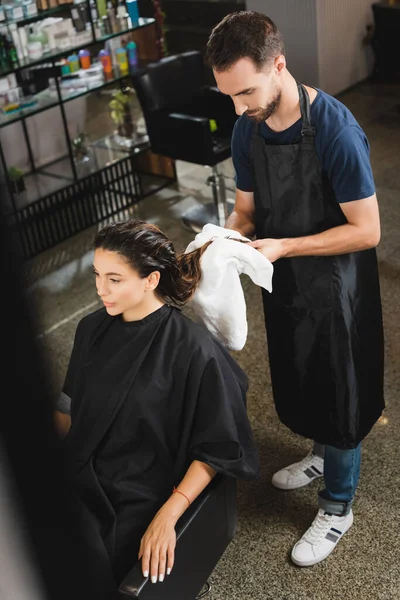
[169,308,247,386]
[76,307,111,336]
[169,307,230,358]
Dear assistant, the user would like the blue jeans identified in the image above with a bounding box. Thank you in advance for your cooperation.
[313,441,361,516]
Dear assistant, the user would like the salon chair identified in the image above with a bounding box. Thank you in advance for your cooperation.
[131,50,238,232]
[118,474,237,599]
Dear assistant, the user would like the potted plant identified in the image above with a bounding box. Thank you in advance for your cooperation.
[109,88,137,146]
[7,166,25,196]
[72,132,90,165]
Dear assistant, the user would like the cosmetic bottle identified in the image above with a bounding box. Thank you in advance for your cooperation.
[126,40,137,70]
[125,0,139,27]
[9,24,24,61]
[116,46,128,74]
[107,1,118,33]
[96,0,106,18]
[78,48,91,68]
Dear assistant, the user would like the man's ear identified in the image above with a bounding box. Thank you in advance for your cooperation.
[275,55,286,75]
[145,271,160,291]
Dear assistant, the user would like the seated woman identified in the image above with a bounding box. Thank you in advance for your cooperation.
[54,218,260,595]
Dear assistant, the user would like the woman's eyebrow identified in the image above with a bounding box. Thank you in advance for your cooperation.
[92,265,123,276]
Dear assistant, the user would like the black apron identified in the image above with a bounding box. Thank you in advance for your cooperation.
[252,82,385,449]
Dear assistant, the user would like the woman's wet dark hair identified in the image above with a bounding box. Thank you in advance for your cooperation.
[206,10,285,72]
[93,219,214,306]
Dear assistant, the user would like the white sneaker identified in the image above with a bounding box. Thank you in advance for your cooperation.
[271,451,324,490]
[291,508,354,567]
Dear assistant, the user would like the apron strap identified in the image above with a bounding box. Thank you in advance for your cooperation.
[297,82,315,137]
[250,121,259,163]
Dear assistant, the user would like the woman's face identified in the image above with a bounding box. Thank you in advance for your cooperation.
[93,248,158,320]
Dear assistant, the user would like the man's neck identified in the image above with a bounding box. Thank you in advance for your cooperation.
[266,73,317,132]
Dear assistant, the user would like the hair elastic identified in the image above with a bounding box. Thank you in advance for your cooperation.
[172,486,191,507]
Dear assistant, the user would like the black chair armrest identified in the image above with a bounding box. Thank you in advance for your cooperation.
[118,474,237,599]
[201,87,238,135]
[148,113,215,165]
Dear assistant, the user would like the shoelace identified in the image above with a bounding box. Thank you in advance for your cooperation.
[303,512,334,544]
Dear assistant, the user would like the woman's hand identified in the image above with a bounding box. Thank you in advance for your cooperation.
[138,510,177,583]
[138,461,216,583]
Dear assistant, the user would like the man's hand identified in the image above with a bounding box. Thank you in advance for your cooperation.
[138,510,177,583]
[248,238,285,263]
[248,196,381,260]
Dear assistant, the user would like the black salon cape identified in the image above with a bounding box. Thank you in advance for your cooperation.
[62,304,259,591]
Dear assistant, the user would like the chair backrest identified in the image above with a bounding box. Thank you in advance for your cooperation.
[133,51,205,114]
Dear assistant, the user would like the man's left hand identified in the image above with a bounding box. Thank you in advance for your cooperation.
[248,238,285,263]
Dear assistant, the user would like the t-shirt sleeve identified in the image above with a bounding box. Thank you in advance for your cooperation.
[324,125,376,203]
[55,391,71,415]
[231,117,254,192]
[188,344,260,480]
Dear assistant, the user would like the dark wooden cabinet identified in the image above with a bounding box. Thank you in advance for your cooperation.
[371,1,400,81]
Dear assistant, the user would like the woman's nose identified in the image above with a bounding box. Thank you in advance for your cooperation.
[97,282,107,297]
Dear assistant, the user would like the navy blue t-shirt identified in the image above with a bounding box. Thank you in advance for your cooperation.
[232,88,375,203]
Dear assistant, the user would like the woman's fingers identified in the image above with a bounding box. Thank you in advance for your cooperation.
[150,544,160,583]
[140,539,151,578]
[157,548,167,582]
[138,538,143,560]
[166,541,175,576]
[142,542,174,583]
[140,527,177,582]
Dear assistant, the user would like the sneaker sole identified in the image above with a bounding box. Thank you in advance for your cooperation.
[291,512,354,567]
[272,473,323,490]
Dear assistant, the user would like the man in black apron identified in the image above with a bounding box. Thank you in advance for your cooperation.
[206,11,385,567]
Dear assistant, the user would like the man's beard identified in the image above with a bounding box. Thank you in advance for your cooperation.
[245,92,282,122]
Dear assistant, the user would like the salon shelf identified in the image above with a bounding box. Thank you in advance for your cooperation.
[3,3,73,28]
[0,17,155,77]
[90,131,150,155]
[95,17,153,44]
[36,133,150,181]
[60,74,130,105]
[11,169,73,207]
[2,15,177,259]
[11,140,147,207]
[61,61,150,104]
[0,62,150,128]
[0,95,60,127]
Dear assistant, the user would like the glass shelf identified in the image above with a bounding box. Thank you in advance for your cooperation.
[61,62,148,104]
[0,17,155,77]
[12,170,74,208]
[3,3,72,28]
[96,17,153,43]
[0,61,150,128]
[0,95,60,127]
[91,131,150,154]
[60,72,129,104]
[10,133,149,207]
[39,135,150,181]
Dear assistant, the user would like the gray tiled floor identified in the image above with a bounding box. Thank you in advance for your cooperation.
[27,79,400,600]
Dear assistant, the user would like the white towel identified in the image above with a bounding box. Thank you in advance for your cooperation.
[185,223,273,351]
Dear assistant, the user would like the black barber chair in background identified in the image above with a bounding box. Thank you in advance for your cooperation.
[131,50,238,232]
[119,474,237,599]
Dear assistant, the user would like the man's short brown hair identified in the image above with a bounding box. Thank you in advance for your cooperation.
[206,10,285,72]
